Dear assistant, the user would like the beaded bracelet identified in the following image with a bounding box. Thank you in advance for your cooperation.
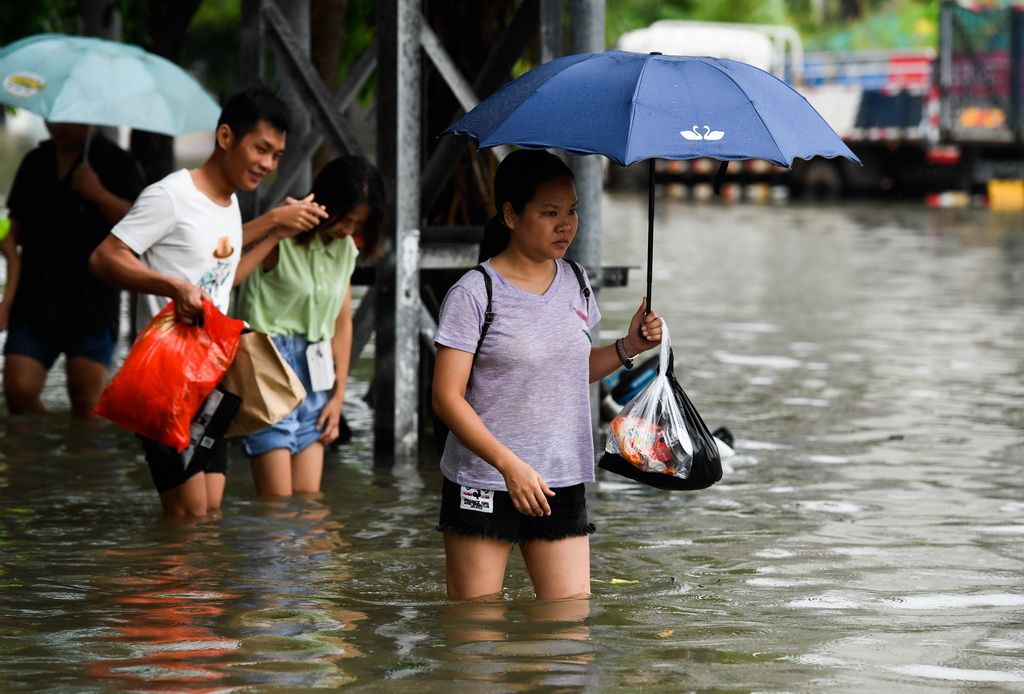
[615,337,634,369]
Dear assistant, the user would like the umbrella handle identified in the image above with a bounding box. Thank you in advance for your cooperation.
[83,125,94,164]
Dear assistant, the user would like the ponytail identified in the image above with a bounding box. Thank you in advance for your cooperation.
[478,214,510,262]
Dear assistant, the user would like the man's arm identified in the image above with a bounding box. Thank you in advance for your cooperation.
[0,223,21,331]
[241,194,327,248]
[72,161,134,225]
[235,195,329,285]
[89,235,208,325]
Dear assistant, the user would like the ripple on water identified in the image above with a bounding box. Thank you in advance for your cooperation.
[976,525,1024,535]
[753,549,796,559]
[712,352,803,369]
[794,501,862,514]
[801,454,850,464]
[788,592,867,610]
[886,664,1024,683]
[782,397,830,407]
[885,593,1024,610]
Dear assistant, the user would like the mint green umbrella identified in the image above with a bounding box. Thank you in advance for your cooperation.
[0,33,219,136]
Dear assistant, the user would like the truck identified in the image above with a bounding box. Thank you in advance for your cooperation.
[609,2,1024,201]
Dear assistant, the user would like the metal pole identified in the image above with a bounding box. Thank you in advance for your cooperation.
[539,0,563,65]
[567,0,605,287]
[83,0,120,39]
[82,0,120,144]
[1011,6,1023,141]
[568,0,606,461]
[376,0,422,462]
[237,0,265,222]
[938,1,953,140]
[275,0,312,196]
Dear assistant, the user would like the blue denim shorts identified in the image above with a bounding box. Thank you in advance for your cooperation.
[4,322,117,369]
[241,333,328,457]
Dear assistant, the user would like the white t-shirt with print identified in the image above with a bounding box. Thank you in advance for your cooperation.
[112,168,242,328]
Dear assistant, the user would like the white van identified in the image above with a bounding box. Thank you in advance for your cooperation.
[615,19,804,83]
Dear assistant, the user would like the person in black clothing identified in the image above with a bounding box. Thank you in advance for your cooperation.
[0,121,145,418]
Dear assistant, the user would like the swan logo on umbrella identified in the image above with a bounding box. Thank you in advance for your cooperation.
[3,71,46,98]
[680,125,724,141]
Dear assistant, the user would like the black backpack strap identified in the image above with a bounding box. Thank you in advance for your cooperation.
[434,265,493,455]
[471,264,494,356]
[565,259,591,310]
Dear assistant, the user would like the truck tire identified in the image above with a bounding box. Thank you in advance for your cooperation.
[800,160,844,200]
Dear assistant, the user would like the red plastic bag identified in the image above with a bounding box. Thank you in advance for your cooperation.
[95,300,245,451]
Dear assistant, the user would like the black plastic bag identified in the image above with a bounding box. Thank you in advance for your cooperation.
[598,321,723,491]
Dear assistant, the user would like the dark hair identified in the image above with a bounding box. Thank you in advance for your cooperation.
[478,149,575,261]
[294,156,389,263]
[218,85,291,139]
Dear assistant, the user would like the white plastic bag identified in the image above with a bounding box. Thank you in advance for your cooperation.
[605,321,695,479]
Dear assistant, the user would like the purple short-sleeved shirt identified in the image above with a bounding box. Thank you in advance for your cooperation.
[435,259,601,491]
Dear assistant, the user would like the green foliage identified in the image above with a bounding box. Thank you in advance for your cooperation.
[801,0,943,50]
[114,0,152,48]
[0,0,976,99]
[606,0,693,45]
[0,1,83,46]
[180,0,377,103]
[338,0,378,106]
[191,0,239,24]
[179,0,241,97]
[606,0,946,53]
[686,0,789,25]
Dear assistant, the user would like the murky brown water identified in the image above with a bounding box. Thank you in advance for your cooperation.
[2,186,1023,691]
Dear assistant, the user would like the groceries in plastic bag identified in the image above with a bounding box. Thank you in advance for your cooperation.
[610,413,685,474]
[599,320,723,490]
[95,300,245,451]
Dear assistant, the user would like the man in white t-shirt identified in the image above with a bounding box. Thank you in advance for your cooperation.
[90,86,327,518]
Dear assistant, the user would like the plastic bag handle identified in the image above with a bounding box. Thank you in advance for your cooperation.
[659,318,671,377]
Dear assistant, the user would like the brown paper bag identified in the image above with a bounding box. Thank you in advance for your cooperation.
[220,331,307,437]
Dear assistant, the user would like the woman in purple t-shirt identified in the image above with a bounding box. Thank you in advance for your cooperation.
[433,149,663,601]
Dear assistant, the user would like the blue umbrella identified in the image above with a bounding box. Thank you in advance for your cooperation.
[444,49,861,310]
[0,33,220,136]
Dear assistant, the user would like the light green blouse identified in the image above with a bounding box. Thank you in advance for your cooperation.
[237,233,358,342]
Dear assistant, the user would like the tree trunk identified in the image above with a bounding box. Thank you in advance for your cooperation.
[425,0,519,227]
[128,0,204,184]
[837,0,861,22]
[310,0,349,174]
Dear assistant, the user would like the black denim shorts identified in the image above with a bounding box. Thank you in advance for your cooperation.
[139,435,229,492]
[437,476,595,544]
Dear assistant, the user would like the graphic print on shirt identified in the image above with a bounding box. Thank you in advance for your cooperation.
[197,236,235,308]
[573,304,592,344]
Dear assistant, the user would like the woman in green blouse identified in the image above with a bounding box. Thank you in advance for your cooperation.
[237,156,387,496]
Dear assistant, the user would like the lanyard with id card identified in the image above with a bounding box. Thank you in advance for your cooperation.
[306,339,335,392]
[307,251,336,392]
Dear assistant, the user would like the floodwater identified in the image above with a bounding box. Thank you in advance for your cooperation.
[2,187,1024,691]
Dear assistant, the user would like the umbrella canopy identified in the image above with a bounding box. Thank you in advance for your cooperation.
[444,50,861,310]
[445,49,859,168]
[0,33,220,136]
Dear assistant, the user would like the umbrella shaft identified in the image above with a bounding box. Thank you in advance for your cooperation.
[646,158,655,315]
